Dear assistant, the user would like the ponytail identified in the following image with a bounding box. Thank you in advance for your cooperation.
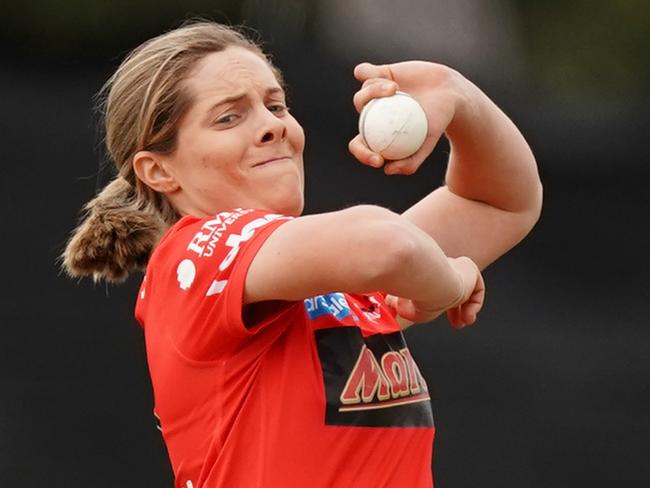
[62,176,175,283]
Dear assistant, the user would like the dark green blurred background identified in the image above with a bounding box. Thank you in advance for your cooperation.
[1,1,648,487]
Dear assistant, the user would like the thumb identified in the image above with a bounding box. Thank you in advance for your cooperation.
[384,294,398,311]
[354,62,393,82]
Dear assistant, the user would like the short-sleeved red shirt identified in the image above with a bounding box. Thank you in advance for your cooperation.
[135,209,435,488]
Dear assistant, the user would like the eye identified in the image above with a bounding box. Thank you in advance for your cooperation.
[268,103,288,115]
[215,113,239,125]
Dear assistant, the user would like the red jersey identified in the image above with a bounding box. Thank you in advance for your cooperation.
[135,209,435,488]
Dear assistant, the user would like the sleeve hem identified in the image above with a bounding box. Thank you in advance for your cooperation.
[223,219,290,339]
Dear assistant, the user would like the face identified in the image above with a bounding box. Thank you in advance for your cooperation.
[165,46,305,217]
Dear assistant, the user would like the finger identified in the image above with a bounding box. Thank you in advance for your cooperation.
[354,63,394,83]
[353,80,398,113]
[460,304,478,326]
[464,279,486,321]
[383,159,419,176]
[384,294,398,311]
[447,310,462,329]
[460,297,484,325]
[446,306,465,329]
[348,134,384,168]
[396,299,419,322]
[398,298,439,323]
[360,77,393,90]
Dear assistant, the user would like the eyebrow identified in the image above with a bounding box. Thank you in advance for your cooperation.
[205,87,285,118]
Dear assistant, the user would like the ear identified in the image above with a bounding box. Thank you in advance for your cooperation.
[132,151,180,194]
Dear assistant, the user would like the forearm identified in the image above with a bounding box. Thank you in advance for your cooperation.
[445,74,542,217]
[327,207,466,309]
[246,205,462,308]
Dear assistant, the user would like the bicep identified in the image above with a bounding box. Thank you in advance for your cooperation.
[402,186,534,270]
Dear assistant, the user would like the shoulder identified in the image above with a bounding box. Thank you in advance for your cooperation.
[136,208,295,357]
[142,208,292,299]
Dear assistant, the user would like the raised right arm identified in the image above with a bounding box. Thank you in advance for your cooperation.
[244,205,481,323]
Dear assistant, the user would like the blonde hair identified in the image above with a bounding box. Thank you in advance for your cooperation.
[62,21,281,283]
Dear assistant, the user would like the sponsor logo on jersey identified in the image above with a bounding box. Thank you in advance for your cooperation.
[218,213,289,272]
[206,279,228,297]
[176,259,196,290]
[357,295,382,322]
[188,211,290,296]
[339,345,428,411]
[186,209,253,258]
[315,327,434,427]
[304,293,353,321]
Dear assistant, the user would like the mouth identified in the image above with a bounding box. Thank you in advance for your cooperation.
[252,156,291,168]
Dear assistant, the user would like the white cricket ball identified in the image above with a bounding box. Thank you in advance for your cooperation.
[359,91,428,160]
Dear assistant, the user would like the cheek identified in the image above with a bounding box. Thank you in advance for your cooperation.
[172,137,243,196]
[192,132,247,174]
[287,117,306,152]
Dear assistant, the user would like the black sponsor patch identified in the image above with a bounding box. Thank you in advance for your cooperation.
[315,327,434,428]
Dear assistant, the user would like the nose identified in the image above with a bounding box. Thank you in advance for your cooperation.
[255,108,287,145]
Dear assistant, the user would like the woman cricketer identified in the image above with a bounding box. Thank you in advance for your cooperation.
[63,21,542,488]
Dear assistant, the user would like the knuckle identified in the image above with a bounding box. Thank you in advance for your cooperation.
[361,78,382,89]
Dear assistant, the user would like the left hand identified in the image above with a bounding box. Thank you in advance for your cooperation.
[384,294,444,327]
[348,61,468,175]
[384,260,485,330]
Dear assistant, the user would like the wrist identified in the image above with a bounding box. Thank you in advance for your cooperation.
[412,260,465,314]
[450,256,479,303]
[445,74,483,143]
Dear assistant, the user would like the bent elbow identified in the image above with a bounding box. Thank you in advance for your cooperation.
[335,205,425,292]
[525,180,544,232]
[510,181,544,246]
[355,220,421,290]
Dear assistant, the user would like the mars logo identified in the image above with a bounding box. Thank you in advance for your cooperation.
[315,328,434,427]
[339,346,429,412]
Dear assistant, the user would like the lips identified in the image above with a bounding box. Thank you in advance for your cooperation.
[252,156,291,168]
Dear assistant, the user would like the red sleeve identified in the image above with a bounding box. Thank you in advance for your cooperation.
[143,208,292,361]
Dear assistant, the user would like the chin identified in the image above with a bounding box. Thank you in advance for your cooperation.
[277,197,304,217]
[268,191,304,217]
